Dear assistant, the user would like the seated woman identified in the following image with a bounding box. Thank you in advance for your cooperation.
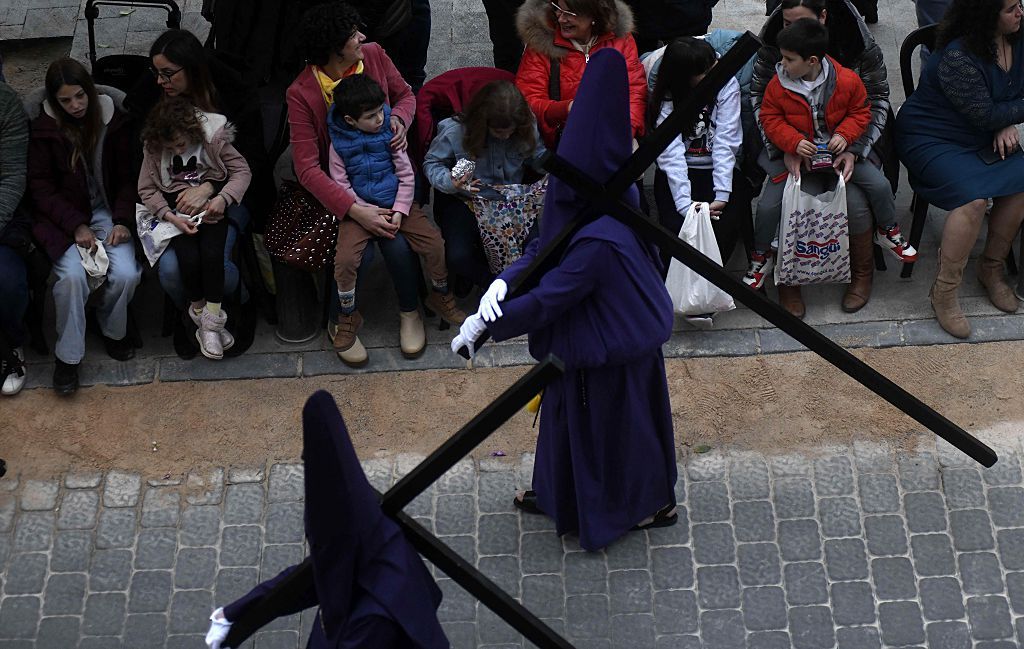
[896,0,1024,339]
[747,0,910,315]
[26,59,142,395]
[287,2,457,366]
[127,29,263,358]
[514,0,648,149]
[647,37,746,271]
[0,78,30,396]
[423,80,547,292]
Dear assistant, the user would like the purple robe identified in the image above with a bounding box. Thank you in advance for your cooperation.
[487,49,678,551]
[223,391,448,648]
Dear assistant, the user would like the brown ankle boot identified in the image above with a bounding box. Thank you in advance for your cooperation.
[778,284,805,319]
[425,290,467,325]
[930,248,971,339]
[842,230,875,313]
[977,233,1020,313]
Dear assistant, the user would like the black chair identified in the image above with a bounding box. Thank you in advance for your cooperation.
[898,23,1018,278]
[898,23,937,279]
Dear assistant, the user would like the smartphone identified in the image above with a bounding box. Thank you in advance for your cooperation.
[978,144,1023,165]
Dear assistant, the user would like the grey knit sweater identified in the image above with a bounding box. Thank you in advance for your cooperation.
[0,81,28,234]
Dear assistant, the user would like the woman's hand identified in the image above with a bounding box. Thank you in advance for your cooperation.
[390,116,408,152]
[783,151,806,180]
[708,200,727,220]
[204,196,227,223]
[827,134,848,154]
[74,224,96,251]
[994,125,1020,160]
[168,213,199,236]
[349,203,399,239]
[833,152,856,182]
[176,183,215,216]
[106,224,132,247]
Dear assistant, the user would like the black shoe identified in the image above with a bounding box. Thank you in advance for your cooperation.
[53,359,79,395]
[103,334,135,361]
[223,298,257,358]
[173,312,199,360]
[513,490,544,515]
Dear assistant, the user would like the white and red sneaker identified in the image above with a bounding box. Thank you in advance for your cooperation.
[875,225,918,263]
[742,250,775,290]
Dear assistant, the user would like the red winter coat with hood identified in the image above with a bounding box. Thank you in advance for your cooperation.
[24,85,138,262]
[515,0,647,148]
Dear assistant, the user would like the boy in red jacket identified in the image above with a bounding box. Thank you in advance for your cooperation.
[744,18,915,306]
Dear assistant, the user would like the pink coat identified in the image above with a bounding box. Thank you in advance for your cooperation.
[286,44,415,219]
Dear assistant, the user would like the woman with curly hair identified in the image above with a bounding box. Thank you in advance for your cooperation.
[138,98,252,360]
[896,0,1024,339]
[286,1,463,366]
[423,80,546,290]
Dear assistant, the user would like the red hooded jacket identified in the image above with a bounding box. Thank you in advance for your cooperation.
[514,0,647,148]
[760,56,871,156]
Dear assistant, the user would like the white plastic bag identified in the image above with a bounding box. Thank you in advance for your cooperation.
[664,202,736,316]
[775,174,850,286]
[136,203,203,268]
[77,241,108,291]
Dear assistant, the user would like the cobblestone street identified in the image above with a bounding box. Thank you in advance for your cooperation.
[4,436,1024,648]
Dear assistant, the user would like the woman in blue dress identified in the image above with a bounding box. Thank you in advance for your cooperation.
[896,0,1024,339]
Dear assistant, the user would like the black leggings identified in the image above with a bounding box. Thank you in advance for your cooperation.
[170,219,229,304]
[653,167,754,272]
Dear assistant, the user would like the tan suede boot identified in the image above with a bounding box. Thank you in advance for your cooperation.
[777,284,805,319]
[329,311,368,367]
[399,310,426,358]
[842,230,875,313]
[930,248,971,339]
[977,233,1020,313]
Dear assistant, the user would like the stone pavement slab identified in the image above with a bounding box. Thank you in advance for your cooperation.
[2,434,1024,647]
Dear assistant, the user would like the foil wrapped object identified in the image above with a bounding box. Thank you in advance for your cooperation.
[452,158,476,180]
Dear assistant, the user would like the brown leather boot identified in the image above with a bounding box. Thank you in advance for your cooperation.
[425,290,467,325]
[778,284,805,319]
[842,229,875,313]
[977,233,1020,313]
[930,248,971,339]
[330,311,368,367]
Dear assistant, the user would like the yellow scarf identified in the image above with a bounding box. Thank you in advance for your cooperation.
[312,61,365,107]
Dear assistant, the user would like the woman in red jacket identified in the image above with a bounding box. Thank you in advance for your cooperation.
[515,0,648,149]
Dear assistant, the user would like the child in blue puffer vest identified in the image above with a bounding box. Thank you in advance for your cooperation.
[326,74,465,367]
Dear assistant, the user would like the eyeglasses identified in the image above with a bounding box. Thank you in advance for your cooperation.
[150,66,183,83]
[550,2,579,18]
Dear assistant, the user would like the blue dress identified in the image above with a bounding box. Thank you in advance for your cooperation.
[895,36,1024,210]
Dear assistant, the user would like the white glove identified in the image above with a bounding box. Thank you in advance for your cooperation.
[478,279,508,322]
[450,312,488,358]
[205,608,232,649]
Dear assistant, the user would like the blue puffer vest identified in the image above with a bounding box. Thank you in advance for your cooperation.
[327,102,398,207]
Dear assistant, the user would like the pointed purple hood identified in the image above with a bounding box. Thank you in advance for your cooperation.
[301,390,448,647]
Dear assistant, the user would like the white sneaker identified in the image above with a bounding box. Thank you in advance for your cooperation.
[2,347,26,396]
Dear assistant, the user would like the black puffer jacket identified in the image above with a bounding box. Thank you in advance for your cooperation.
[624,0,718,53]
[750,0,889,163]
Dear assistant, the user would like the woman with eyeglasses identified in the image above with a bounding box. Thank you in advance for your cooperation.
[896,0,1024,339]
[125,29,265,359]
[24,58,142,395]
[514,0,648,149]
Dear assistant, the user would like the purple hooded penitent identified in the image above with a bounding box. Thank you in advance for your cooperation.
[223,391,448,648]
[487,49,678,551]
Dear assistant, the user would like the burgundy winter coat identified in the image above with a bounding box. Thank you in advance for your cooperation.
[26,92,138,262]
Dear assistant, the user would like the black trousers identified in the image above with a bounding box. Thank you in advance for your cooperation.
[170,219,229,304]
[483,0,526,73]
[653,167,754,271]
[433,191,495,291]
[378,0,431,92]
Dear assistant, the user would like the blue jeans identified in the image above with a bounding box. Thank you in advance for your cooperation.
[52,209,142,364]
[329,231,421,321]
[158,203,249,306]
[0,245,28,347]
